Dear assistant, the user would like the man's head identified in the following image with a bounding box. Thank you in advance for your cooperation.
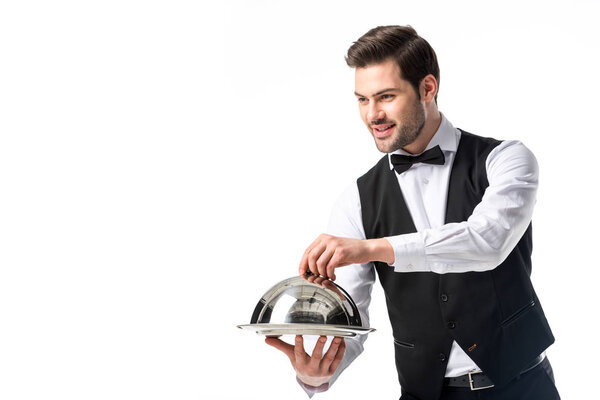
[346,25,440,103]
[346,26,441,154]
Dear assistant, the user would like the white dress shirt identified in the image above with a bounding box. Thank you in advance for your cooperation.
[306,114,539,393]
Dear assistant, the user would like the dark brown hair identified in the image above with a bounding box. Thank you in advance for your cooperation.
[346,25,440,102]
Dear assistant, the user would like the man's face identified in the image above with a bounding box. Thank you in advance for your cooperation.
[354,59,425,153]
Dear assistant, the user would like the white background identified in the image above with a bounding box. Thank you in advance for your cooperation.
[1,0,599,399]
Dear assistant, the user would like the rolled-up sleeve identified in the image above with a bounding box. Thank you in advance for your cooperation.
[386,140,538,274]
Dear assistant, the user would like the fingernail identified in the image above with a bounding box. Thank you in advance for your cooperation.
[319,337,326,343]
[296,336,302,342]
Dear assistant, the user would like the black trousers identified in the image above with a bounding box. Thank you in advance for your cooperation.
[437,357,560,400]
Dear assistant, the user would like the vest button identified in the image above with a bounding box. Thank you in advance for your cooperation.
[440,294,448,302]
[439,353,446,362]
[447,321,456,329]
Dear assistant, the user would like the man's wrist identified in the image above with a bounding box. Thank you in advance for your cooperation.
[367,238,395,264]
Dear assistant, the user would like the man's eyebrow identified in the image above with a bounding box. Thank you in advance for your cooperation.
[354,88,400,97]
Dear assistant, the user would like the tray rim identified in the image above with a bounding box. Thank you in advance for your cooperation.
[237,323,375,337]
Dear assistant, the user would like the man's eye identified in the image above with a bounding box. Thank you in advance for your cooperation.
[381,94,395,100]
[357,97,368,104]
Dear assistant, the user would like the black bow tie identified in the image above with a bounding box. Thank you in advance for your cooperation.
[390,145,446,174]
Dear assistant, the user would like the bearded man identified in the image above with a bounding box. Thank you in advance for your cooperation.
[266,25,560,400]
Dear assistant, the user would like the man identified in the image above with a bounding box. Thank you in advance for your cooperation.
[266,25,559,400]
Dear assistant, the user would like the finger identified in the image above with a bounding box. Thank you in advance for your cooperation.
[307,242,326,276]
[265,337,296,364]
[294,335,309,365]
[299,250,309,276]
[300,237,323,276]
[328,338,346,374]
[327,249,343,280]
[321,336,342,370]
[329,338,346,374]
[316,247,335,278]
[328,266,336,281]
[309,336,327,368]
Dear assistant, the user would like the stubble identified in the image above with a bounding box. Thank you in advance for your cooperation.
[373,99,426,154]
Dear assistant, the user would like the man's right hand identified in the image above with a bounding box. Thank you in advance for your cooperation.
[265,335,345,388]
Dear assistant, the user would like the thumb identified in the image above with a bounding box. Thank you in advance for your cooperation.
[265,337,296,364]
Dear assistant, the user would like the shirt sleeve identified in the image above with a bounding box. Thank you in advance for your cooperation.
[298,183,376,396]
[386,140,539,274]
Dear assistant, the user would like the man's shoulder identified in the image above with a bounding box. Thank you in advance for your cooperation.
[454,128,506,164]
[456,129,532,159]
[457,128,503,147]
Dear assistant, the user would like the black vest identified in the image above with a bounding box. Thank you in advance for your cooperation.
[357,130,554,400]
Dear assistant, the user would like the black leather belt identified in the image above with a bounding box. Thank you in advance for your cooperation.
[444,354,544,391]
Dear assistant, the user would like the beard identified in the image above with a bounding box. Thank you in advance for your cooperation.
[371,98,426,153]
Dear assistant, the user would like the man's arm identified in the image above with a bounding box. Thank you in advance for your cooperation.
[299,140,538,277]
[386,140,538,273]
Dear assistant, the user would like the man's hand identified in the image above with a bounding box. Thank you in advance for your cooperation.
[265,335,345,388]
[299,234,394,280]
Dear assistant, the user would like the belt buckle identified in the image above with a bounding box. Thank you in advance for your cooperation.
[468,372,495,391]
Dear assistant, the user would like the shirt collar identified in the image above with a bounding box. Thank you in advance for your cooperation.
[387,113,459,170]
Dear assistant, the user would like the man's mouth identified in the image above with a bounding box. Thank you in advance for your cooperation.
[372,124,396,138]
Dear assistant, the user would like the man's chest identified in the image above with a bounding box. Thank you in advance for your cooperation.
[394,154,455,230]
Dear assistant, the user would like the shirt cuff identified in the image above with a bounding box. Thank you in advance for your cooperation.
[384,232,429,272]
[296,376,330,394]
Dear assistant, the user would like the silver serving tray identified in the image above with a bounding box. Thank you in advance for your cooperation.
[237,323,375,337]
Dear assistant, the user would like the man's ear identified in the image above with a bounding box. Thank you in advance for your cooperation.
[420,74,438,103]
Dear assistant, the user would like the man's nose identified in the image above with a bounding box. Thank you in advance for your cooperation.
[367,103,384,122]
